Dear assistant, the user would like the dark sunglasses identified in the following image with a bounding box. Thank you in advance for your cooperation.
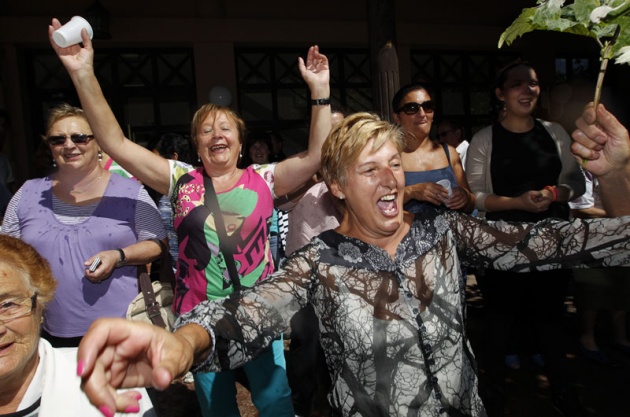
[396,100,435,115]
[45,134,95,146]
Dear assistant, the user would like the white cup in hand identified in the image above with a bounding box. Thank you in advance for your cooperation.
[52,16,94,48]
[436,179,453,198]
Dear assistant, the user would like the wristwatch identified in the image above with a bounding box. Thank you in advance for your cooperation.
[115,248,126,268]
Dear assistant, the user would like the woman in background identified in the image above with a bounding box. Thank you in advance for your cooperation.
[1,103,165,348]
[392,82,474,215]
[466,60,585,417]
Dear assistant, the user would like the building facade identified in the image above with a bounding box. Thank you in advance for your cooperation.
[1,0,626,185]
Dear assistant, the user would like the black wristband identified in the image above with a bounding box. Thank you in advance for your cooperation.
[115,248,126,268]
[310,97,331,106]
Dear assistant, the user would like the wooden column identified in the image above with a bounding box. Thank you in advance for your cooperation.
[367,0,399,121]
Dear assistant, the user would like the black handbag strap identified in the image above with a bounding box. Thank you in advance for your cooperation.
[203,174,241,292]
[156,238,175,287]
[138,271,167,328]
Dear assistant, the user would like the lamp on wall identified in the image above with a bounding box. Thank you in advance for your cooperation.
[85,0,111,40]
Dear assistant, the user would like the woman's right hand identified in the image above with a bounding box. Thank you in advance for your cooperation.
[48,18,94,76]
[404,182,449,206]
[78,318,199,416]
[516,190,552,213]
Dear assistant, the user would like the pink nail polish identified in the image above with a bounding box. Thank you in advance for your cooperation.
[124,405,140,413]
[134,393,143,400]
[98,406,114,417]
[76,360,84,376]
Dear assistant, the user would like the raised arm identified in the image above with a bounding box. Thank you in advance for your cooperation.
[572,103,630,216]
[273,45,331,197]
[48,18,171,195]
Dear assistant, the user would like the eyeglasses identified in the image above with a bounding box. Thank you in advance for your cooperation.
[436,129,454,139]
[0,294,37,324]
[396,101,435,115]
[45,134,95,146]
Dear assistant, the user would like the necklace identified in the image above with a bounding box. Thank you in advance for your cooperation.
[57,171,105,195]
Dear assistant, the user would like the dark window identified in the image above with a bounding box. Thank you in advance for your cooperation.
[235,47,371,154]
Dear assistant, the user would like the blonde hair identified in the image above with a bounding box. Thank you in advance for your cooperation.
[190,104,247,150]
[320,112,404,188]
[0,235,57,308]
[44,103,88,136]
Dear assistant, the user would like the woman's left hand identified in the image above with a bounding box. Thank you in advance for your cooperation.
[84,250,119,284]
[444,187,469,210]
[298,45,330,98]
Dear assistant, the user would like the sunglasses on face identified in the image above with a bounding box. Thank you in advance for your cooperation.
[396,100,435,115]
[45,134,95,146]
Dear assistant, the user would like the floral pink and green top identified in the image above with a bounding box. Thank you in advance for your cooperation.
[168,161,276,315]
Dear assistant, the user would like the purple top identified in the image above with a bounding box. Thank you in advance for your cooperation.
[16,175,145,337]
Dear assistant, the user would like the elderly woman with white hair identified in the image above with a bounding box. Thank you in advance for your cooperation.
[0,235,156,416]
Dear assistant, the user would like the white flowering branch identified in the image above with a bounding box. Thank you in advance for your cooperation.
[499,0,630,106]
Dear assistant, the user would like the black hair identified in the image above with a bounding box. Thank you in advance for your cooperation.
[391,82,431,113]
[241,130,273,167]
[154,132,193,164]
[496,59,534,90]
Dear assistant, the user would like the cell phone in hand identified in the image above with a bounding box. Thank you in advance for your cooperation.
[88,257,102,273]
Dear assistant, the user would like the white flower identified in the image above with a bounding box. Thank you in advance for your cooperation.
[590,2,625,24]
[542,0,566,12]
[615,46,630,65]
[590,6,614,23]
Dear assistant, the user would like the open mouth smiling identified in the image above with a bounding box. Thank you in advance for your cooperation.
[377,194,398,216]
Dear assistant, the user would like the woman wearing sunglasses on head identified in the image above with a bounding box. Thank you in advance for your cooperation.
[1,103,166,348]
[392,83,475,216]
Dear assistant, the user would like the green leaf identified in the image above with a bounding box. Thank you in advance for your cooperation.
[543,17,583,31]
[592,22,620,38]
[499,8,537,47]
[608,0,630,19]
[611,16,630,55]
[573,0,602,23]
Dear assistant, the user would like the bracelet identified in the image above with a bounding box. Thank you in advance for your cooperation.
[544,185,558,202]
[310,97,331,106]
[115,248,126,268]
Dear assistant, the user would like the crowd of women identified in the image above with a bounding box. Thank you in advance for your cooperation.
[2,16,630,417]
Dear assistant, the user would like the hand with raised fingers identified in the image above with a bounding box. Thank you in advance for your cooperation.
[77,318,197,416]
[298,45,330,100]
